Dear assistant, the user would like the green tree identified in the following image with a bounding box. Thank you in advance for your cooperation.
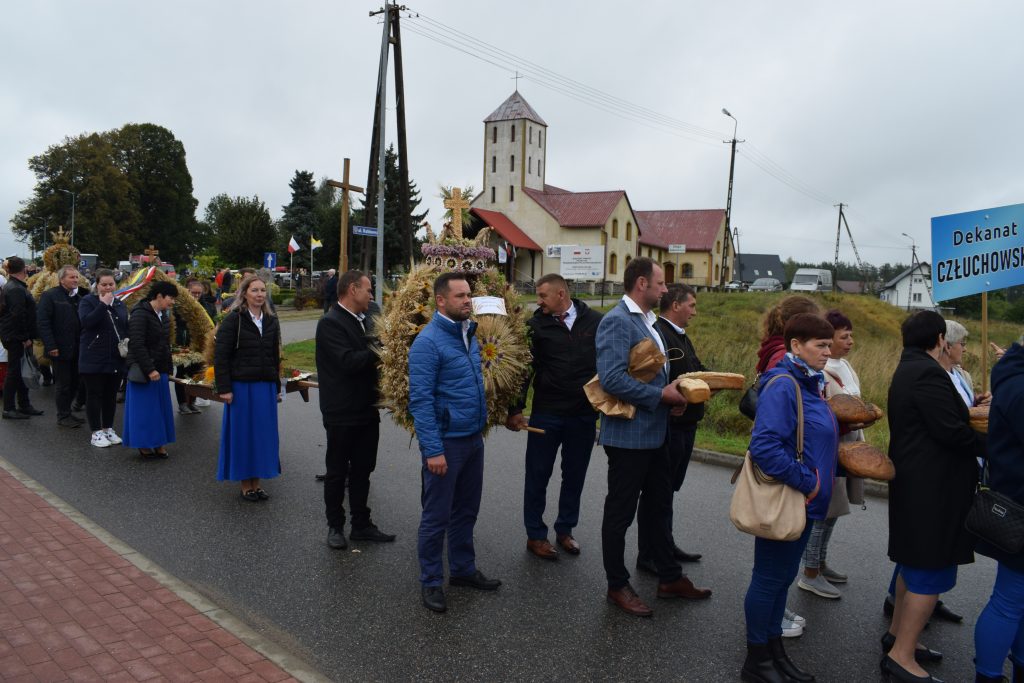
[207,194,276,267]
[277,170,319,269]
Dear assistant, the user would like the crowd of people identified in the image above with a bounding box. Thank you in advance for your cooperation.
[1,254,1022,681]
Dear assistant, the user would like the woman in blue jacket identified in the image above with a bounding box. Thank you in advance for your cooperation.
[742,313,838,683]
[78,269,128,448]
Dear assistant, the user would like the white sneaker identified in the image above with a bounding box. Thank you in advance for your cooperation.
[103,428,122,445]
[194,397,211,407]
[784,608,806,627]
[781,618,804,638]
[91,431,111,448]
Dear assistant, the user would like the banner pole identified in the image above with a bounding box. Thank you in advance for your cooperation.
[981,290,989,394]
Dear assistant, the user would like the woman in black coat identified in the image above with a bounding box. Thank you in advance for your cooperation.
[214,275,281,502]
[974,342,1024,682]
[78,269,128,448]
[883,310,986,682]
[122,281,177,457]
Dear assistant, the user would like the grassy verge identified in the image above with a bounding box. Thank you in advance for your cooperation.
[282,339,316,372]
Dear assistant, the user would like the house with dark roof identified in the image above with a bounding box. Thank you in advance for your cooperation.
[879,262,936,310]
[469,91,734,287]
[733,253,787,286]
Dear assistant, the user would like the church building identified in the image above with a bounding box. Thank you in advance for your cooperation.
[469,91,734,289]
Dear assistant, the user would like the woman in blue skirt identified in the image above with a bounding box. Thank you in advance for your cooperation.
[123,281,177,457]
[214,275,281,502]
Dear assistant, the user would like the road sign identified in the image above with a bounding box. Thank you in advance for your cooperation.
[932,202,1024,301]
[263,252,277,269]
[668,244,687,254]
[353,225,378,238]
[79,259,87,269]
[559,245,605,280]
[192,259,199,268]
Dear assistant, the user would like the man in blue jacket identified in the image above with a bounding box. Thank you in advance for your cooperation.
[596,257,712,617]
[408,272,500,613]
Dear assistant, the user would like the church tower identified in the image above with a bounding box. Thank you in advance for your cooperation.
[481,91,547,208]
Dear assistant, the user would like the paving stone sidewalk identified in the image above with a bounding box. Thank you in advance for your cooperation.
[0,466,301,683]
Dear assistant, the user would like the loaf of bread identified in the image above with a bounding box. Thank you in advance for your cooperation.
[828,394,883,425]
[969,405,989,433]
[676,378,711,403]
[677,371,746,391]
[838,442,895,481]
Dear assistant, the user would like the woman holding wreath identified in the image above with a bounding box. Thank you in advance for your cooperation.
[214,275,282,502]
[741,313,838,683]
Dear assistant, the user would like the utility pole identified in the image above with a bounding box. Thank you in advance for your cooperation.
[58,189,76,246]
[833,203,867,292]
[733,227,741,285]
[721,109,743,288]
[390,8,414,270]
[833,203,845,292]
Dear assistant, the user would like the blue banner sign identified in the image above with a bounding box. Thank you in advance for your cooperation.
[931,202,1024,301]
[353,225,378,237]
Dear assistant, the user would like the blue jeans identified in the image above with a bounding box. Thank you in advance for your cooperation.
[523,412,596,540]
[975,562,1024,677]
[418,434,484,587]
[744,524,812,643]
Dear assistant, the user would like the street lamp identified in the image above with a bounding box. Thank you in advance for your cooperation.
[58,189,76,245]
[720,108,740,288]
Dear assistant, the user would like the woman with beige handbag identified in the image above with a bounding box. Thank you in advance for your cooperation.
[736,313,839,683]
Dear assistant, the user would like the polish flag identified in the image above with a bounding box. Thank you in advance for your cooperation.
[287,236,300,253]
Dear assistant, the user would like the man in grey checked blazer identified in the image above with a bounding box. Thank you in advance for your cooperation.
[596,257,713,617]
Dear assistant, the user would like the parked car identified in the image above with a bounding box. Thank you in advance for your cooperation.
[749,277,783,292]
[790,268,833,292]
[725,280,746,291]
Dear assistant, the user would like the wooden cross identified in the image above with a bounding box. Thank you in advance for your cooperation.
[327,158,365,272]
[144,245,159,262]
[443,187,471,240]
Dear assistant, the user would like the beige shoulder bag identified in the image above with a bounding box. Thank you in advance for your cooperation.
[729,373,808,541]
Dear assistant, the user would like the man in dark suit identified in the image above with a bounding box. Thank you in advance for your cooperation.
[0,257,42,420]
[38,265,89,427]
[637,284,705,572]
[506,273,602,559]
[595,257,711,617]
[317,270,395,550]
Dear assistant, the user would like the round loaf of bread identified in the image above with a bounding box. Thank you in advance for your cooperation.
[838,442,895,481]
[828,394,883,425]
[969,405,988,433]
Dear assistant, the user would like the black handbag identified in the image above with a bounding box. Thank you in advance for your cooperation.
[965,467,1024,554]
[739,373,761,421]
[126,363,149,384]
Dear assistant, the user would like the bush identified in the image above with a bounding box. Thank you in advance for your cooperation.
[292,288,322,311]
[272,290,285,305]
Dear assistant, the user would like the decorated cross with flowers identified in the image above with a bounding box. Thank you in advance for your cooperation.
[442,186,471,239]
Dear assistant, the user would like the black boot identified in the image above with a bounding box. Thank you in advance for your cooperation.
[768,636,815,682]
[742,642,787,683]
[974,674,1007,683]
[1013,659,1023,683]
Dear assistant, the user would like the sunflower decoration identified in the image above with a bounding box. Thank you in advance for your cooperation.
[377,205,531,435]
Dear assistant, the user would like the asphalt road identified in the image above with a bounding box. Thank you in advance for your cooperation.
[1,349,1004,681]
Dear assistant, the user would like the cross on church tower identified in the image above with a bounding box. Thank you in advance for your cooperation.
[443,187,471,239]
[144,245,159,262]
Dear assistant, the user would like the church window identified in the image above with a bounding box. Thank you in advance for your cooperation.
[609,252,618,275]
[538,158,542,177]
[491,156,496,173]
[491,186,495,203]
[626,221,633,241]
[510,155,515,172]
[492,127,497,143]
[682,263,694,278]
[624,255,632,267]
[511,124,516,142]
[716,241,721,253]
[715,265,720,281]
[539,130,543,146]
[529,126,533,143]
[529,157,532,174]
[510,185,515,201]
[612,219,619,239]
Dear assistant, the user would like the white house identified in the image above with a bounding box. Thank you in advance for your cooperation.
[879,263,936,310]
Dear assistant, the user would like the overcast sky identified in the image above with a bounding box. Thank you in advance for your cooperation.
[3,1,1023,268]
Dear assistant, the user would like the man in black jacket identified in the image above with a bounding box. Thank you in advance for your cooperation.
[506,274,602,559]
[0,257,42,419]
[38,265,89,427]
[637,284,704,571]
[316,270,395,549]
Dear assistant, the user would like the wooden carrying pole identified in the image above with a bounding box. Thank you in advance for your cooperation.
[982,290,989,393]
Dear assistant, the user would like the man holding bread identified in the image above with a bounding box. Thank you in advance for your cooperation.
[634,284,705,573]
[595,257,712,617]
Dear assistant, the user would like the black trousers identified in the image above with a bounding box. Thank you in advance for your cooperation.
[602,440,682,588]
[173,364,199,404]
[52,357,80,419]
[638,424,697,561]
[324,422,379,531]
[2,341,29,411]
[81,373,120,431]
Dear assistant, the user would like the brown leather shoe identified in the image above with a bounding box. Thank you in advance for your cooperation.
[607,584,653,617]
[556,533,581,555]
[526,538,558,560]
[657,576,712,600]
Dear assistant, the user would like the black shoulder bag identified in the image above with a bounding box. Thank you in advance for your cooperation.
[965,462,1024,554]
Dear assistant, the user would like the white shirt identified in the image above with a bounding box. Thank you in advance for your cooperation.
[340,303,366,333]
[948,368,973,408]
[247,308,264,335]
[824,358,861,397]
[659,316,685,336]
[622,295,667,374]
[555,302,577,330]
[436,311,471,350]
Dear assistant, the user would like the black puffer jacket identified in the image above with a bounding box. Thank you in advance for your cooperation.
[213,308,281,393]
[0,277,37,344]
[38,285,89,359]
[126,301,173,375]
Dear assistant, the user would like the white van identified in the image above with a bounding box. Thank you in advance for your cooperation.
[790,268,833,292]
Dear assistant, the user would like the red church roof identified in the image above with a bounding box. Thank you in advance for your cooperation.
[635,210,726,251]
[523,187,626,228]
[470,208,542,251]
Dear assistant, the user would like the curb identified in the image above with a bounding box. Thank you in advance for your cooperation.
[0,456,331,683]
[691,447,890,499]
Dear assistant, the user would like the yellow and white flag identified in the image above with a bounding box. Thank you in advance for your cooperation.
[310,237,323,250]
